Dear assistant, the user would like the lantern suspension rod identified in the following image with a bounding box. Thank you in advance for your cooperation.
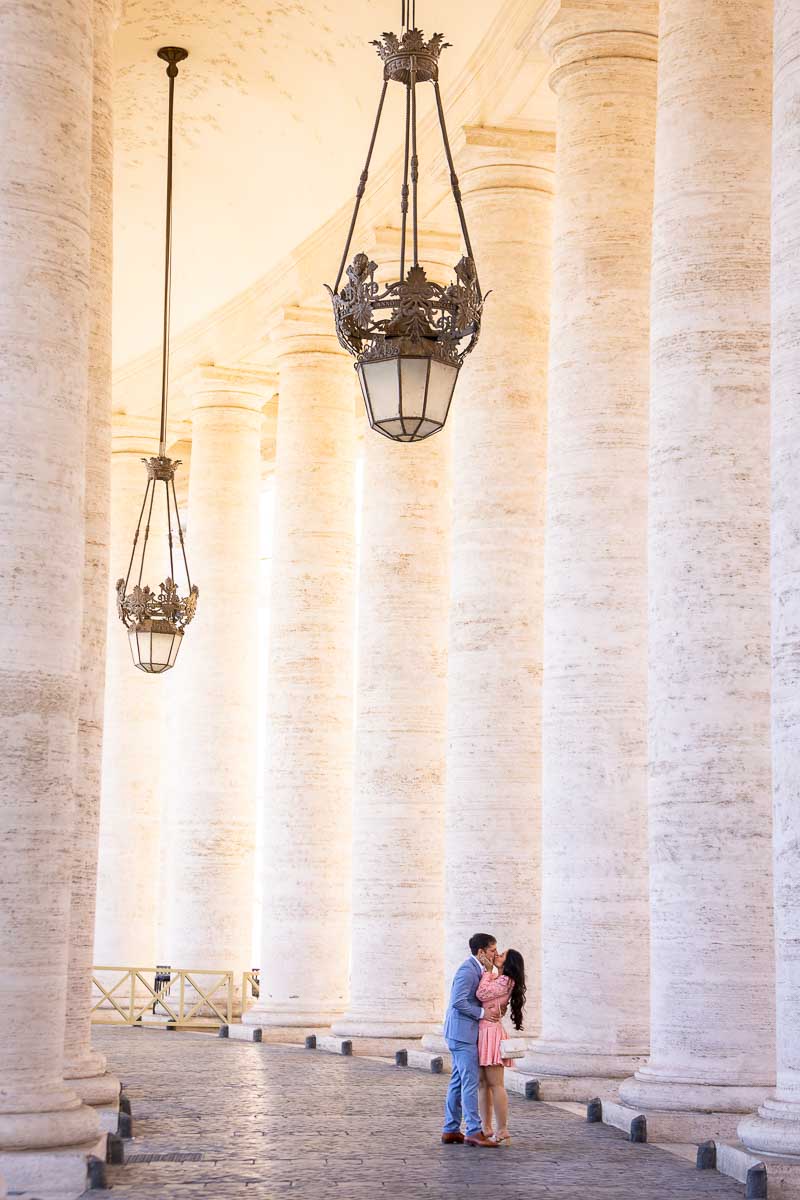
[157,47,188,456]
[410,62,419,266]
[399,80,412,280]
[433,78,482,301]
[170,475,193,589]
[137,474,158,588]
[122,478,153,593]
[333,78,389,293]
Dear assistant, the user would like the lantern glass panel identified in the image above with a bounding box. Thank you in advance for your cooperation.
[425,360,459,426]
[399,356,430,433]
[361,359,399,425]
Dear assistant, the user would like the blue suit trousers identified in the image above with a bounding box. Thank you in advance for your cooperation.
[443,1039,481,1136]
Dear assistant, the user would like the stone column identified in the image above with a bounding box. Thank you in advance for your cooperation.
[620,0,774,1138]
[161,366,267,1002]
[517,2,656,1093]
[94,431,164,970]
[333,230,454,1041]
[0,0,100,1171]
[63,0,120,1112]
[740,3,800,1156]
[245,308,355,1028]
[442,125,553,1036]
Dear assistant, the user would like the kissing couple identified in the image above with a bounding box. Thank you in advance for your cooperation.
[441,932,526,1148]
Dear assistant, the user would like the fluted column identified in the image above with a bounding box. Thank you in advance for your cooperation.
[740,1,800,1156]
[95,432,163,968]
[334,231,454,1040]
[0,0,100,1160]
[443,126,553,1033]
[620,0,774,1134]
[245,308,355,1027]
[518,2,656,1089]
[63,0,119,1110]
[161,366,267,992]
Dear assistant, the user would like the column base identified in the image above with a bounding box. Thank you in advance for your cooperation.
[740,1098,800,1157]
[517,1041,648,1079]
[421,1032,447,1053]
[64,1057,121,1109]
[0,1130,106,1198]
[619,1072,772,1142]
[0,1091,100,1153]
[331,1018,442,1039]
[243,1003,344,1028]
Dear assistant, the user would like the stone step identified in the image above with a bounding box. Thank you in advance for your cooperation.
[395,1049,444,1073]
[219,1023,263,1042]
[305,1034,353,1056]
[505,1070,540,1100]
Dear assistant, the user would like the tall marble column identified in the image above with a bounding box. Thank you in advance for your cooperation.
[620,0,774,1137]
[740,2,800,1155]
[245,308,355,1028]
[0,0,100,1168]
[518,2,656,1091]
[95,431,164,969]
[442,125,553,1032]
[162,366,267,993]
[334,230,454,1040]
[63,0,119,1110]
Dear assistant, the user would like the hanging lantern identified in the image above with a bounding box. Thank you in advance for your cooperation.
[115,47,198,674]
[327,2,483,443]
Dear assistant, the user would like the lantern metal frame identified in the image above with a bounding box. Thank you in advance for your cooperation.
[326,3,484,443]
[115,47,199,674]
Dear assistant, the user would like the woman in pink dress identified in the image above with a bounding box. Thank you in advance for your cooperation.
[476,949,526,1145]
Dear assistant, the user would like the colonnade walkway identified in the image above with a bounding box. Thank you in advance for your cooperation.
[83,1029,746,1199]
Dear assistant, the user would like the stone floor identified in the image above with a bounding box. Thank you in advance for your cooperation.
[81,1027,746,1199]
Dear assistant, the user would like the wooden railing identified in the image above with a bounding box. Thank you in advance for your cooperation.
[91,966,234,1027]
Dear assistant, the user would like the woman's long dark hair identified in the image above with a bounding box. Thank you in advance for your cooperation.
[502,949,526,1031]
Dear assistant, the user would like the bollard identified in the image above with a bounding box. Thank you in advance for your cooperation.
[218,1025,230,1038]
[118,1111,133,1139]
[630,1115,647,1144]
[87,1156,108,1190]
[305,1035,317,1049]
[524,1079,539,1101]
[106,1134,125,1165]
[587,1098,602,1123]
[746,1163,768,1199]
[696,1141,717,1169]
[395,1049,408,1066]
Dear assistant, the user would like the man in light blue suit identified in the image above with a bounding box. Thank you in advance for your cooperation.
[441,932,501,1148]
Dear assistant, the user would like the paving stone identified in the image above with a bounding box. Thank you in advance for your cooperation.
[80,1027,746,1200]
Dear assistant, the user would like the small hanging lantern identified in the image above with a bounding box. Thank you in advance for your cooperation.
[115,47,198,674]
[327,1,483,443]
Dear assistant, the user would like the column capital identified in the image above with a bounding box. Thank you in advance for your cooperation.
[364,225,462,287]
[537,0,657,89]
[267,305,345,360]
[187,363,277,412]
[460,125,556,197]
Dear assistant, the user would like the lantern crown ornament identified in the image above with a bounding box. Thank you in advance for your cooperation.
[115,48,198,674]
[326,1,483,443]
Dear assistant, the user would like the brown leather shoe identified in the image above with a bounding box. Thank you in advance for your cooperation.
[465,1132,499,1148]
[441,1132,465,1144]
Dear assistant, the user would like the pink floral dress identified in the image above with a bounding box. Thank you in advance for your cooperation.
[476,970,515,1067]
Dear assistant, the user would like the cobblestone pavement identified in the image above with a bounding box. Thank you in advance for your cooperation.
[84,1028,745,1199]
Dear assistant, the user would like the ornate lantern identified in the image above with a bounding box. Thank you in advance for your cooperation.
[115,48,198,674]
[327,3,483,443]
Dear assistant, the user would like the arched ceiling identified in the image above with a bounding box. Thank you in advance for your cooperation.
[113,0,504,368]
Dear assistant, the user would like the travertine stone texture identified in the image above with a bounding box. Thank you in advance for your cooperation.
[333,414,451,1038]
[443,126,554,1033]
[620,0,775,1121]
[245,309,355,1027]
[94,433,164,969]
[162,367,266,985]
[519,2,656,1083]
[739,0,800,1156]
[0,0,100,1152]
[64,0,120,1111]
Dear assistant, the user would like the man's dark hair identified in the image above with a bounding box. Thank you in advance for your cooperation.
[469,932,496,956]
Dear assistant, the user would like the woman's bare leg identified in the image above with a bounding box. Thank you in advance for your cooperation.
[485,1065,509,1136]
[478,1067,493,1135]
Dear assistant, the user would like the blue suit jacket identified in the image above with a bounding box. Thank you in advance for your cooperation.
[443,956,483,1045]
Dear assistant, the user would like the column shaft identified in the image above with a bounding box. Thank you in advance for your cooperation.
[520,3,656,1086]
[95,435,163,969]
[0,0,99,1152]
[162,370,264,990]
[63,0,119,1109]
[246,313,355,1027]
[444,127,553,1032]
[621,0,774,1130]
[333,418,450,1039]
